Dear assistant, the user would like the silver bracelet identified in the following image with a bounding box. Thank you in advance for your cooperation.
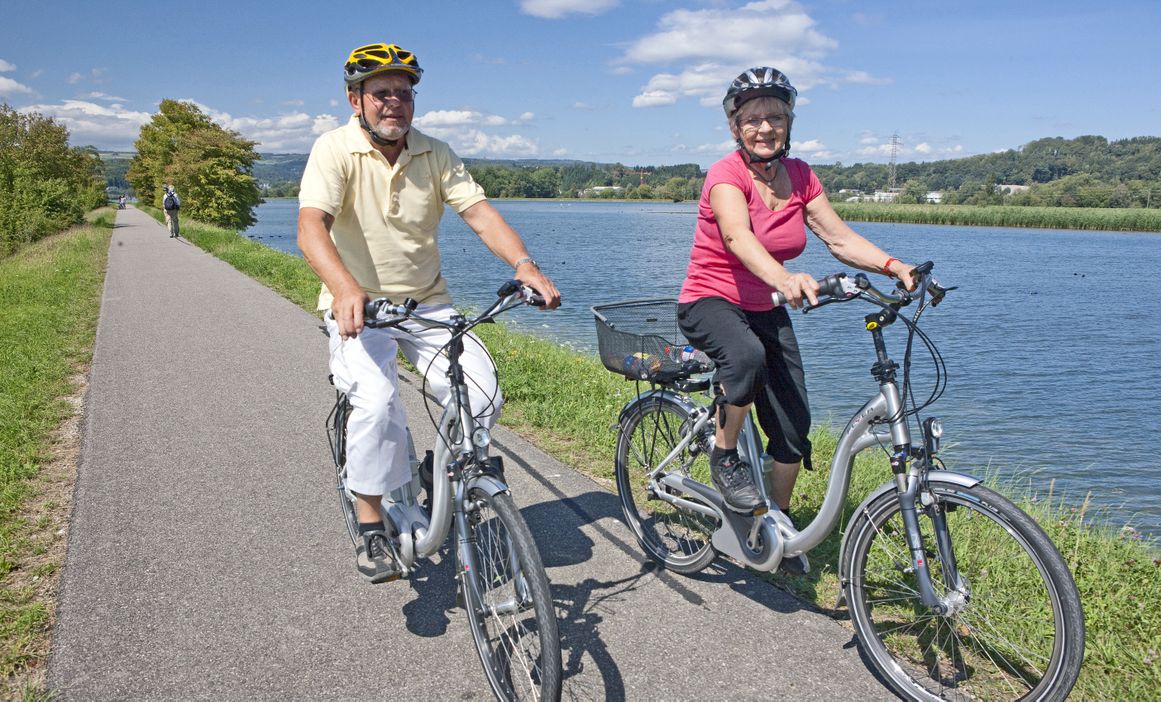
[513,256,538,270]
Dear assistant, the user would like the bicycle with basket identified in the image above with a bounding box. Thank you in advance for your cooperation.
[591,262,1084,701]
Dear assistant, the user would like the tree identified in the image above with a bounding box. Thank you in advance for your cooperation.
[0,103,106,254]
[128,100,262,229]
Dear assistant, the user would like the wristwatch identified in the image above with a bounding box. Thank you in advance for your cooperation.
[513,256,539,270]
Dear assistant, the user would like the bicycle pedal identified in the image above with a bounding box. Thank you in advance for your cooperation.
[750,504,769,517]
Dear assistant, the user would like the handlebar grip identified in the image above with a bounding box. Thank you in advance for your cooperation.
[772,272,848,307]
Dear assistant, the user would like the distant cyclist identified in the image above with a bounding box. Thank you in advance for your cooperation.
[297,42,560,582]
[677,67,915,535]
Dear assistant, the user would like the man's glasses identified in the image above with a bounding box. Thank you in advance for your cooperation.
[366,88,416,105]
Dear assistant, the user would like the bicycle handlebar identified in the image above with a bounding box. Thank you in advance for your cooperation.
[770,273,852,308]
[362,279,545,330]
[771,261,953,310]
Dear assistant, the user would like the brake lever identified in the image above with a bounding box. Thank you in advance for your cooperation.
[801,296,846,314]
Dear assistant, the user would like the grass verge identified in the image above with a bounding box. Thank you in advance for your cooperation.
[166,210,1160,699]
[0,208,113,697]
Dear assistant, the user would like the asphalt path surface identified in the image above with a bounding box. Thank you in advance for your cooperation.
[47,207,894,700]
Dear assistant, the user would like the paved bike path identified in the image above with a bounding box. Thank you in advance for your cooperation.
[48,207,893,700]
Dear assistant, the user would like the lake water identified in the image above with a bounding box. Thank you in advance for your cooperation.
[247,199,1161,536]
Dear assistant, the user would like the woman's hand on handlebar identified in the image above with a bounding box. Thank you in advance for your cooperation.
[888,260,919,293]
[773,270,821,309]
[330,285,369,339]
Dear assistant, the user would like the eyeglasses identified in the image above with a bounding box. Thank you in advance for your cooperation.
[365,88,416,105]
[739,114,788,132]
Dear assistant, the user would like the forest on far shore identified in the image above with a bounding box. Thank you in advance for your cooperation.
[100,134,1161,209]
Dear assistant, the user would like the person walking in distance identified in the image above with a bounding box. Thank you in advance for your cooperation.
[297,42,561,582]
[162,185,181,238]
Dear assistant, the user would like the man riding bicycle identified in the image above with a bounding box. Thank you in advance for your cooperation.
[297,42,561,582]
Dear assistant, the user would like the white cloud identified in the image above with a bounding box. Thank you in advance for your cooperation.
[425,126,539,157]
[312,115,340,135]
[17,100,152,147]
[0,59,15,72]
[855,135,963,161]
[66,73,84,85]
[201,106,343,151]
[519,0,619,19]
[622,0,887,109]
[794,139,834,160]
[413,109,540,157]
[0,76,33,96]
[694,139,737,154]
[416,110,505,128]
[633,90,677,108]
[82,91,128,102]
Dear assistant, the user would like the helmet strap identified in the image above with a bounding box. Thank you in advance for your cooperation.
[358,84,400,147]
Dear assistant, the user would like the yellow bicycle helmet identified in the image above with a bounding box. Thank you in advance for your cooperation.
[343,43,423,86]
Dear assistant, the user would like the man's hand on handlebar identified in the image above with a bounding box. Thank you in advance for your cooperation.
[331,284,369,339]
[515,267,562,310]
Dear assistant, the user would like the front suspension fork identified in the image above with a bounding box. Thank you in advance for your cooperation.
[894,474,965,615]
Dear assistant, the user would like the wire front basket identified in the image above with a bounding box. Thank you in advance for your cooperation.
[591,299,713,382]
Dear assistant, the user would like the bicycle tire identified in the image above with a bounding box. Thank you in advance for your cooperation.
[331,394,361,548]
[461,488,562,702]
[843,480,1084,701]
[614,396,718,574]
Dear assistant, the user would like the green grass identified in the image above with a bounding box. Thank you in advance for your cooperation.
[0,210,112,690]
[153,210,1161,699]
[832,202,1161,232]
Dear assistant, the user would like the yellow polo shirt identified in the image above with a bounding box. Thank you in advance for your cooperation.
[299,117,487,310]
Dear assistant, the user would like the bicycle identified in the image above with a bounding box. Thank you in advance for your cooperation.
[592,262,1084,701]
[325,280,563,702]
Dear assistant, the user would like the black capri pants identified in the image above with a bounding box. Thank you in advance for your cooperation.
[677,296,813,470]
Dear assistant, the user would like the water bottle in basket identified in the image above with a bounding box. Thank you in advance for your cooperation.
[680,345,711,373]
[622,352,662,380]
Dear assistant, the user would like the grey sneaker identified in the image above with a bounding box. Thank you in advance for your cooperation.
[779,552,810,575]
[710,451,764,513]
[356,530,402,584]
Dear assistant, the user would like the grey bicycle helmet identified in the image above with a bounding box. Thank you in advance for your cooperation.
[722,67,797,118]
[724,67,798,164]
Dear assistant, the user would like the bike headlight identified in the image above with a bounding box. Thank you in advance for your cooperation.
[923,417,943,454]
[926,417,943,439]
[472,427,491,449]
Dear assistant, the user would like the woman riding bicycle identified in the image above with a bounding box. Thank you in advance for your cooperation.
[677,67,916,525]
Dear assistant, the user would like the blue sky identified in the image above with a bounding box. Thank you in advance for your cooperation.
[2,0,1158,168]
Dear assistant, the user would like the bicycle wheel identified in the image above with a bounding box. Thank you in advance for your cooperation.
[329,393,360,548]
[843,480,1084,701]
[461,488,562,701]
[615,396,718,574]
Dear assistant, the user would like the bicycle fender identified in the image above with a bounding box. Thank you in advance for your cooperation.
[465,473,509,498]
[838,470,982,588]
[616,389,701,425]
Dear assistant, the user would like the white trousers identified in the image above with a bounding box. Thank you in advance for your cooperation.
[326,303,502,496]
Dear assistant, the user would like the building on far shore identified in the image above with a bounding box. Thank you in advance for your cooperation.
[997,184,1030,195]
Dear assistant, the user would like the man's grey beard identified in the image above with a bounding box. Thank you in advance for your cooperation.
[370,121,408,143]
